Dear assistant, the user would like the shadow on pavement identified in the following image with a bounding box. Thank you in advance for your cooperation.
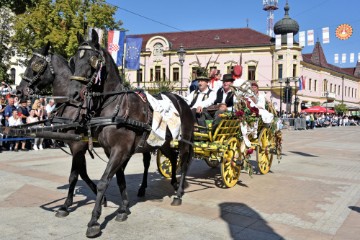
[39,172,178,215]
[219,202,283,240]
[349,206,360,213]
[289,151,318,157]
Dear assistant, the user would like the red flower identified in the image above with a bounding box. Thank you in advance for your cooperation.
[236,110,245,117]
[250,107,259,117]
[246,148,254,155]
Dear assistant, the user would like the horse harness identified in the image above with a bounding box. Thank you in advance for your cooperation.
[22,52,55,94]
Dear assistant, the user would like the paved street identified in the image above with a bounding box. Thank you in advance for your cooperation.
[0,126,360,240]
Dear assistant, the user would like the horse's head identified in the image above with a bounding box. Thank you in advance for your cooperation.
[69,29,107,101]
[16,42,55,100]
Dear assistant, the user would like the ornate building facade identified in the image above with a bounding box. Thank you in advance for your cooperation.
[125,3,360,114]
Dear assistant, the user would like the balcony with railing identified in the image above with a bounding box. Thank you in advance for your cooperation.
[321,91,336,100]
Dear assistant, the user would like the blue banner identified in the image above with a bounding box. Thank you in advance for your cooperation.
[125,37,143,70]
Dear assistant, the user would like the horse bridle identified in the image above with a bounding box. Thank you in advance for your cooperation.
[70,43,105,87]
[22,52,55,94]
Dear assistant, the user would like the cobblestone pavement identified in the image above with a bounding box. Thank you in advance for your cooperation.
[0,127,359,240]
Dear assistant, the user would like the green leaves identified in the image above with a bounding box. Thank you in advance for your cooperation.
[11,0,121,59]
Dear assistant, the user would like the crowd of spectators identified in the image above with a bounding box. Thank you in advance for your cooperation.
[278,110,359,130]
[0,88,57,153]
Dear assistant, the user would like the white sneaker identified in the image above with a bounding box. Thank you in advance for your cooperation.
[39,145,44,150]
[33,145,38,151]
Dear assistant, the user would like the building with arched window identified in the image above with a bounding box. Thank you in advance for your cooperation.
[124,2,360,114]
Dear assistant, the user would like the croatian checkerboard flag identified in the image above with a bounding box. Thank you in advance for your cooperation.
[107,30,125,66]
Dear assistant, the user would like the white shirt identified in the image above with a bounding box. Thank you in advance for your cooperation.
[256,92,266,109]
[45,104,55,114]
[208,79,222,92]
[233,78,246,88]
[217,88,237,111]
[186,88,216,109]
[8,116,22,127]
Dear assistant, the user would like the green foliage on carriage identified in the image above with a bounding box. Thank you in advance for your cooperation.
[146,80,174,95]
[11,0,122,59]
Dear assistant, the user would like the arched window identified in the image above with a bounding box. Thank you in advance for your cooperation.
[153,43,164,58]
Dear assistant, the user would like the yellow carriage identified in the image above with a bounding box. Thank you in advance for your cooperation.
[157,116,243,188]
[156,99,282,188]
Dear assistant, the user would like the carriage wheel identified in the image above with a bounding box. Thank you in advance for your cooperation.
[221,137,242,188]
[256,128,274,174]
[205,158,220,168]
[156,150,180,179]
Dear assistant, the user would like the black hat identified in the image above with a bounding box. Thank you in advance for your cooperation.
[196,67,210,81]
[221,74,235,82]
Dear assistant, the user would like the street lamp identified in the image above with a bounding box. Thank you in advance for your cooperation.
[177,45,186,95]
[294,96,300,114]
[325,91,329,115]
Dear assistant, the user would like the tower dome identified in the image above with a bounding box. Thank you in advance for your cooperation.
[274,1,299,40]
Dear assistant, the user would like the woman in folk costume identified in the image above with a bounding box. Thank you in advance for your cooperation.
[208,69,222,91]
[232,65,247,89]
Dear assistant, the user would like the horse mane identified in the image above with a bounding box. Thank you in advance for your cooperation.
[100,46,123,84]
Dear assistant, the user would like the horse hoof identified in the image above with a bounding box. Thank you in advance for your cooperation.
[171,198,182,206]
[137,188,146,198]
[55,209,69,218]
[86,224,101,238]
[115,213,128,222]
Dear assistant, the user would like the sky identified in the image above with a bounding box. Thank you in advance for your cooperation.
[106,0,360,68]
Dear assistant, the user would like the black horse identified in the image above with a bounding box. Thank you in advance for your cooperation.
[16,43,173,218]
[16,43,109,217]
[69,30,194,237]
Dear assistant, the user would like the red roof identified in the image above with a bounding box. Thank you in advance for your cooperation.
[129,28,272,51]
[302,42,359,79]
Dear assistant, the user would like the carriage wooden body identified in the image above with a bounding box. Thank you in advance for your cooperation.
[157,111,282,188]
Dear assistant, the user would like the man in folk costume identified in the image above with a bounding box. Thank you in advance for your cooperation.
[213,74,237,112]
[186,72,216,126]
[211,74,237,129]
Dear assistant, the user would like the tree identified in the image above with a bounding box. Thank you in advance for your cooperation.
[335,103,348,115]
[0,0,38,15]
[12,0,122,59]
[0,7,15,83]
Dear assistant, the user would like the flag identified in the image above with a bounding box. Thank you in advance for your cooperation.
[358,53,360,62]
[322,27,330,44]
[302,76,306,89]
[88,27,104,44]
[299,31,305,47]
[342,53,346,63]
[298,76,303,90]
[334,54,339,64]
[350,53,354,63]
[125,37,143,70]
[307,30,314,46]
[108,30,125,66]
[275,34,281,49]
[287,32,293,48]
